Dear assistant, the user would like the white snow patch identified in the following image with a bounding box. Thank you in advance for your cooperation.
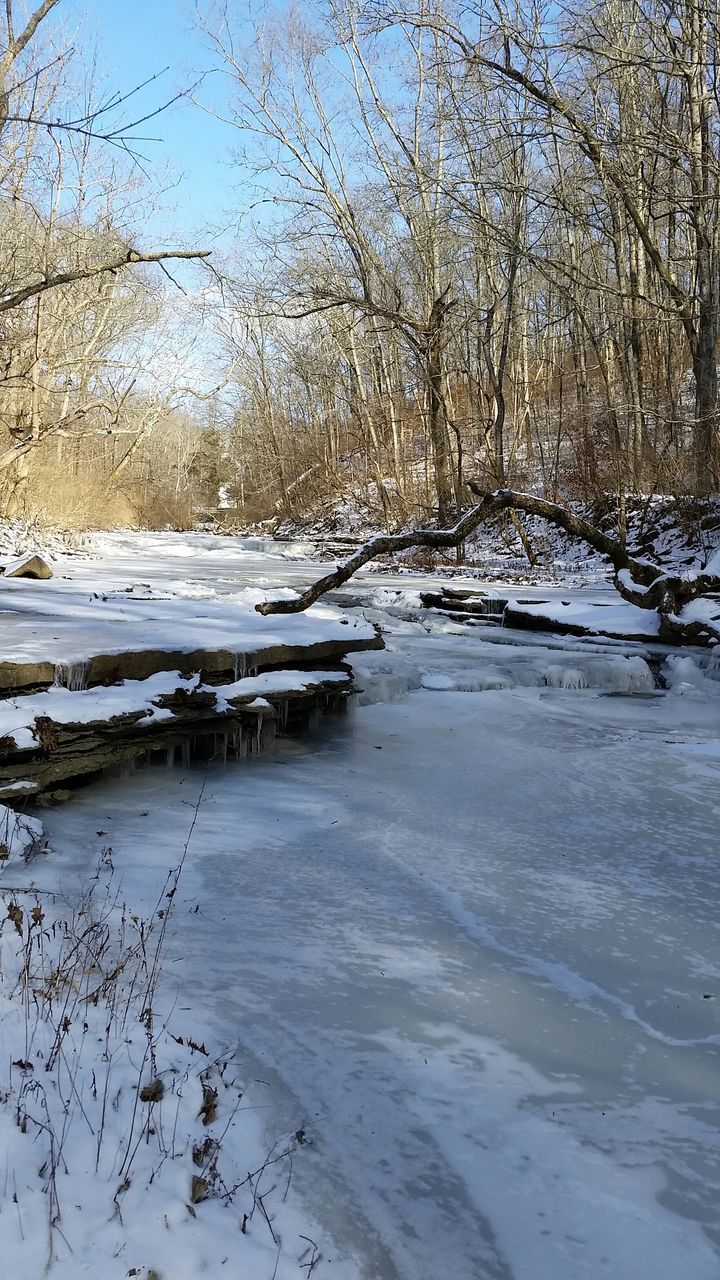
[0,803,43,858]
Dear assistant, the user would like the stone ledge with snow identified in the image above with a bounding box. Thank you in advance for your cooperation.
[0,669,356,800]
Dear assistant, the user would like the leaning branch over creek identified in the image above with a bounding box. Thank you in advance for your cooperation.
[256,487,720,646]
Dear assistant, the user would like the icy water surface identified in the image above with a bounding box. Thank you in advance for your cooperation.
[38,536,720,1280]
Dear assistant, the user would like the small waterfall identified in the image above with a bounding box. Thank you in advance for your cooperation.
[53,659,92,691]
[469,596,508,618]
[645,656,668,690]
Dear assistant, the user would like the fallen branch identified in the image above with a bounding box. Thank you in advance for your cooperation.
[465,486,720,644]
[255,494,509,614]
[256,485,720,646]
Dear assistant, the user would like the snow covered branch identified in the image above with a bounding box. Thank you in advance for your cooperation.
[257,485,720,646]
[465,486,720,645]
[254,493,510,614]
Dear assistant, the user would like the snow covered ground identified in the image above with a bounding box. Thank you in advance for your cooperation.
[2,531,720,1279]
[0,537,376,671]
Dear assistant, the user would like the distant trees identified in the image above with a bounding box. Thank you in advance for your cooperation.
[205,4,465,522]
[204,0,720,533]
[421,0,720,494]
[0,0,210,521]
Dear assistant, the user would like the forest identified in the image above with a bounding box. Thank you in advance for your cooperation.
[1,0,719,539]
[2,7,720,1280]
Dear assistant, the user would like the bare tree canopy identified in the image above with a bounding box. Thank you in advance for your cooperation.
[204,0,720,534]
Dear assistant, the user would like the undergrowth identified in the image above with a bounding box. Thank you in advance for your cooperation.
[0,789,309,1278]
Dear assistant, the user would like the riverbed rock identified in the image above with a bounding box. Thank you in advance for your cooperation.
[3,553,53,580]
[0,670,355,800]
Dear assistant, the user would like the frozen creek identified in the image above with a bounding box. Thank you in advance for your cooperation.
[37,533,720,1280]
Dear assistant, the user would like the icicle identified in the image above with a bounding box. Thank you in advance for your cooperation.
[260,716,274,752]
[233,651,258,681]
[53,658,91,691]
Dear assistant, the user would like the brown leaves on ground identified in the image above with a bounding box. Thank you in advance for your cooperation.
[139,1079,165,1103]
[199,1079,218,1125]
[190,1174,209,1204]
[192,1135,218,1167]
[34,716,60,754]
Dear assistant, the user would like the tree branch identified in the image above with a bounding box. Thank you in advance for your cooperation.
[0,247,211,313]
[256,484,720,645]
[255,492,508,614]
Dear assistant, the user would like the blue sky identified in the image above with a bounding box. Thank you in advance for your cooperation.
[65,0,239,244]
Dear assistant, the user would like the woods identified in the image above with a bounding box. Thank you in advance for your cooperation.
[213,0,720,527]
[1,0,719,533]
[0,0,211,525]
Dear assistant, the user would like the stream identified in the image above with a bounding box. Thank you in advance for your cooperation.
[37,533,720,1280]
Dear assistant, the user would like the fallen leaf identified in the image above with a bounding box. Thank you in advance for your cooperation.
[190,1175,209,1203]
[199,1083,218,1125]
[139,1079,165,1103]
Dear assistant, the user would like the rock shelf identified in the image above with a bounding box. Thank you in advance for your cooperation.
[0,669,357,801]
[420,585,666,642]
[0,574,383,799]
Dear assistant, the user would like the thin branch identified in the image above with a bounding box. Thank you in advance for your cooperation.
[0,247,211,314]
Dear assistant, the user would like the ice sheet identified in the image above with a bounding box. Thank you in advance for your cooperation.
[5,532,720,1280]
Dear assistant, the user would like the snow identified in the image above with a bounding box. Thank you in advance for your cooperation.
[0,856,334,1280]
[0,670,199,747]
[0,802,43,857]
[0,538,376,669]
[505,593,662,638]
[679,596,720,627]
[703,546,720,575]
[0,669,351,751]
[2,531,720,1279]
[213,669,350,702]
[616,565,649,594]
